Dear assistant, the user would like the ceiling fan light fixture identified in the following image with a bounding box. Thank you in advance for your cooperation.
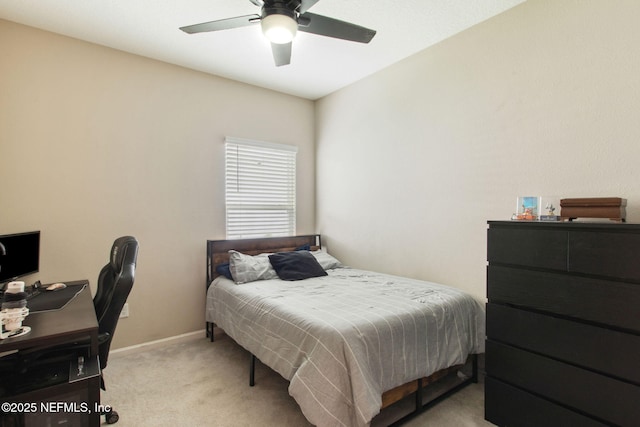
[261,13,297,44]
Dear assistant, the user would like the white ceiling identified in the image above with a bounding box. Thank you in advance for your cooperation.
[0,0,525,100]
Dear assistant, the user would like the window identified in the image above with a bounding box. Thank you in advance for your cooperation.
[225,137,297,239]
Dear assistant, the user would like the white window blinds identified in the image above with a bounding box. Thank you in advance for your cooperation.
[225,137,297,239]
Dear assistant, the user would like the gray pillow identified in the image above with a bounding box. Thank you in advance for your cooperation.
[229,250,278,284]
[311,250,343,270]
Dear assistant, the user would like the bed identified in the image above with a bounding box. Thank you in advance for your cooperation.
[205,235,485,426]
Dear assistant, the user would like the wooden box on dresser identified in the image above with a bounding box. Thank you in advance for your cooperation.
[485,220,640,427]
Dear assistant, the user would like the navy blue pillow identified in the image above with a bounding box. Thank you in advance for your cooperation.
[295,243,311,251]
[268,251,327,281]
[216,262,233,280]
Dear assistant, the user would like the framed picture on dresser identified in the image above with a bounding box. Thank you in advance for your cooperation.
[515,196,539,220]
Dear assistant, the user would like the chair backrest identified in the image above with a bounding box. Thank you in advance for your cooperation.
[93,236,138,369]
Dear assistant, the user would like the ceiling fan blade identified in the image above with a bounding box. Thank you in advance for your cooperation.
[271,42,292,66]
[298,0,320,14]
[180,14,260,34]
[298,12,376,43]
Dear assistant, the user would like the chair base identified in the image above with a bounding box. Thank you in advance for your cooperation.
[103,407,119,424]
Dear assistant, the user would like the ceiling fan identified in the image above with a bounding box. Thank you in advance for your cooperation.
[180,0,376,66]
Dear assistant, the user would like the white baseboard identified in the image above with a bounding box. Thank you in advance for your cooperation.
[110,330,204,357]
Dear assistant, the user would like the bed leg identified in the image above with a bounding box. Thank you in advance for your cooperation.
[414,378,423,413]
[206,322,215,342]
[471,353,478,383]
[250,354,256,387]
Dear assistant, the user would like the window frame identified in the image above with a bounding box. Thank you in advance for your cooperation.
[224,137,297,239]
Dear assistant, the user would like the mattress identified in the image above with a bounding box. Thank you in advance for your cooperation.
[206,267,485,427]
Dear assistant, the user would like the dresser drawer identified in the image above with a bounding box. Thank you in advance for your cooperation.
[487,303,640,384]
[485,376,607,427]
[569,230,640,281]
[486,340,640,426]
[487,265,640,332]
[487,227,567,270]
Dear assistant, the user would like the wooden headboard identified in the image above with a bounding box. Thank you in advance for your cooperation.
[206,234,322,288]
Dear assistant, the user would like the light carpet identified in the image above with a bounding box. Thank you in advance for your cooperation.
[101,334,492,426]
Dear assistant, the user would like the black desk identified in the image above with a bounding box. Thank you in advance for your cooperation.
[0,280,100,427]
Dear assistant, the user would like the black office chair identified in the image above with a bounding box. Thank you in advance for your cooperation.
[92,235,139,424]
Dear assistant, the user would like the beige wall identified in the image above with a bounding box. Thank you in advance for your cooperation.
[0,19,315,348]
[315,0,640,301]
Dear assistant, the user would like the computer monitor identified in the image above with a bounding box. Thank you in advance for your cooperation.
[0,231,40,284]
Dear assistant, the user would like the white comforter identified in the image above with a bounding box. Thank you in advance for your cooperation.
[206,268,485,427]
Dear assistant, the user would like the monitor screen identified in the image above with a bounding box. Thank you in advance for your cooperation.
[0,231,40,284]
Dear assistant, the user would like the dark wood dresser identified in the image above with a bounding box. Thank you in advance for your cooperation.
[485,220,640,427]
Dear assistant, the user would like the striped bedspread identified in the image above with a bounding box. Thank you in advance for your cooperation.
[206,268,485,427]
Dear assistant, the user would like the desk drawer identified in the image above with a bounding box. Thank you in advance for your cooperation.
[487,265,640,332]
[487,303,640,384]
[485,376,607,427]
[486,340,640,426]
